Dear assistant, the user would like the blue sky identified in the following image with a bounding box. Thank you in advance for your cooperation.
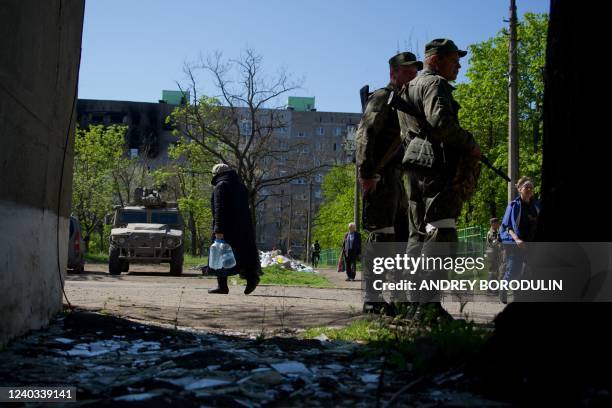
[79,0,549,113]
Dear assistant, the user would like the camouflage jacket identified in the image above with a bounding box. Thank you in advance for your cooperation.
[355,83,402,179]
[398,69,476,153]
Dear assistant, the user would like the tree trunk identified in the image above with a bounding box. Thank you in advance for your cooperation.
[477,1,611,404]
[188,211,197,255]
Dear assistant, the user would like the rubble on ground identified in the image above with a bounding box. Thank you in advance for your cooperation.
[0,312,504,407]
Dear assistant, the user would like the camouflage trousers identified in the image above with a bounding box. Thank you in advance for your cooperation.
[362,167,408,239]
[401,170,460,303]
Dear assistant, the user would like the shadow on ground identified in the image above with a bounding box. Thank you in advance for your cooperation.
[0,311,505,407]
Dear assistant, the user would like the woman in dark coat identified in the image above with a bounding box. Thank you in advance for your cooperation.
[208,164,261,294]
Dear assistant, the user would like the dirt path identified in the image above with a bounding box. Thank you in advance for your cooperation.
[65,263,504,335]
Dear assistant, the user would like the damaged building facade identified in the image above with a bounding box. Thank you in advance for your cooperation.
[77,96,361,256]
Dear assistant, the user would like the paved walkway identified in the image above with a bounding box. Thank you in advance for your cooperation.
[65,263,504,335]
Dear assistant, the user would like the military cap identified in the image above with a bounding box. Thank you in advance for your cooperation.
[424,39,467,58]
[388,52,423,70]
[490,217,500,224]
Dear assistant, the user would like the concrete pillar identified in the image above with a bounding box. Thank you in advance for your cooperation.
[0,0,85,346]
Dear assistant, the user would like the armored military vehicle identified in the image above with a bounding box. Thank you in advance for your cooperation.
[108,188,184,275]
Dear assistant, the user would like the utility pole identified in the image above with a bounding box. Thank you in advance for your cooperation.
[354,155,359,231]
[306,181,313,264]
[287,188,292,255]
[345,125,360,231]
[508,0,519,202]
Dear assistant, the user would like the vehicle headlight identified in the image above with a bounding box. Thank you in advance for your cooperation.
[167,238,174,246]
[118,237,126,244]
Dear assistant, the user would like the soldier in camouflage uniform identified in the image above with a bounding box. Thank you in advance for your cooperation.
[356,52,422,244]
[397,39,481,306]
[356,52,422,314]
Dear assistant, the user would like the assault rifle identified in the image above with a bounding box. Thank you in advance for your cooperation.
[359,85,370,113]
[386,90,511,183]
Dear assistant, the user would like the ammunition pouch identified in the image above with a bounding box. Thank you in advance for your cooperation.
[402,135,442,172]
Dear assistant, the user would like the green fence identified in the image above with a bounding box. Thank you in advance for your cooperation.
[457,225,487,257]
[319,248,341,267]
[316,226,487,268]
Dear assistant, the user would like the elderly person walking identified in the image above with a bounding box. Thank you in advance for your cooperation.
[208,164,261,295]
[341,222,361,281]
[499,176,541,302]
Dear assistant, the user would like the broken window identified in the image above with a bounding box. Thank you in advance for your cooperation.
[109,113,124,124]
[91,113,104,123]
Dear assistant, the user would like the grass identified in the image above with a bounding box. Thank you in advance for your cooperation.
[83,253,330,287]
[184,254,207,267]
[84,252,108,263]
[229,264,332,288]
[304,316,394,342]
[84,252,206,267]
[303,308,491,373]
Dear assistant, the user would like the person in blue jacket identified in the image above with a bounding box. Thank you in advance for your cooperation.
[499,176,540,301]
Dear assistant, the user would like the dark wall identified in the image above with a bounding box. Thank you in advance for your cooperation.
[0,0,85,346]
[0,1,84,216]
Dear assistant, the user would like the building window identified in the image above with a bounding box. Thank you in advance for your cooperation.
[315,174,323,183]
[240,120,252,135]
[334,127,343,136]
[316,127,325,136]
[278,126,288,134]
[290,178,307,185]
[297,131,307,138]
[301,147,309,154]
[316,143,322,151]
[314,190,322,199]
[110,113,124,124]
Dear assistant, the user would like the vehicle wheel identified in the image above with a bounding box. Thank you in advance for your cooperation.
[109,247,121,275]
[170,246,184,276]
[120,260,129,272]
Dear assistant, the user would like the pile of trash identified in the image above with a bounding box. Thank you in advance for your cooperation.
[191,250,317,273]
[260,250,315,273]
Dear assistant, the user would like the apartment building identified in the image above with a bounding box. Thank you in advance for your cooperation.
[77,94,361,255]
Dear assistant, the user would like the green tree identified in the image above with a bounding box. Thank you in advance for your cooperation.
[313,165,360,250]
[71,125,127,252]
[455,12,547,227]
[152,136,214,255]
